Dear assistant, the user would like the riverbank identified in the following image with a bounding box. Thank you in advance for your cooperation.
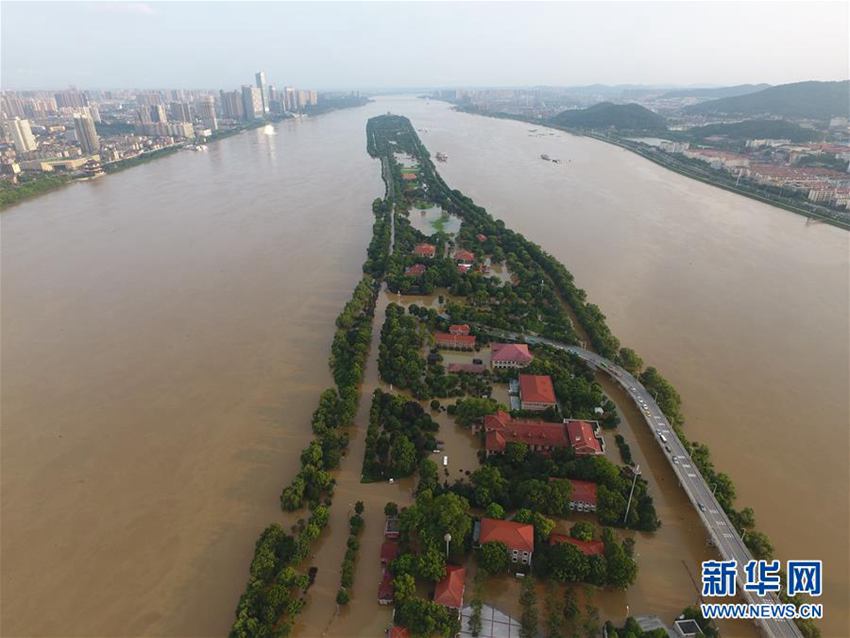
[0,174,71,209]
[0,101,372,212]
[447,102,850,231]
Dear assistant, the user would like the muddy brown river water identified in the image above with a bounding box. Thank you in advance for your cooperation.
[2,96,847,637]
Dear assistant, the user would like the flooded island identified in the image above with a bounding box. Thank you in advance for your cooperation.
[226,115,822,638]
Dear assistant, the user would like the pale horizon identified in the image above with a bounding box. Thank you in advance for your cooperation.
[2,1,848,91]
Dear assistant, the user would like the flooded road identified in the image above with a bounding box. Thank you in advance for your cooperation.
[2,96,847,637]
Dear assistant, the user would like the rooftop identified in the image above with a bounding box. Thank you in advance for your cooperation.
[479,517,534,553]
[434,565,466,609]
[491,342,533,364]
[549,533,604,556]
[564,419,603,455]
[519,374,557,405]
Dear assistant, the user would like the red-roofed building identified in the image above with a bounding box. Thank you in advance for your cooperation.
[435,332,476,351]
[413,243,436,259]
[380,540,399,565]
[519,374,557,411]
[454,249,475,264]
[477,517,535,565]
[447,363,487,375]
[549,533,605,556]
[565,420,605,456]
[476,233,488,243]
[387,627,410,638]
[568,479,598,512]
[378,569,394,604]
[449,324,470,335]
[401,172,417,181]
[404,263,427,277]
[457,263,473,274]
[482,411,569,456]
[490,343,533,369]
[433,565,466,610]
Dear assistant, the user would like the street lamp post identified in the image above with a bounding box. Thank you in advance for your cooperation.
[444,533,452,559]
[623,464,641,525]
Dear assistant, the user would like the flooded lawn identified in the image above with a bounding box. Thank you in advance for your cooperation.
[407,205,462,236]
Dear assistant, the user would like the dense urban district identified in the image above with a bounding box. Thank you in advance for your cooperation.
[227,114,820,638]
[0,71,367,208]
[432,81,850,228]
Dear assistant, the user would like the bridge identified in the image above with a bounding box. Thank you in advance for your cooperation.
[473,325,803,638]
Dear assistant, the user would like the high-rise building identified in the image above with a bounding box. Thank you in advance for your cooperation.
[1,93,26,118]
[86,104,102,123]
[55,89,88,109]
[284,87,297,111]
[3,117,38,152]
[73,114,100,155]
[196,96,218,131]
[241,85,263,121]
[169,102,192,123]
[309,90,319,106]
[255,71,269,114]
[220,90,244,120]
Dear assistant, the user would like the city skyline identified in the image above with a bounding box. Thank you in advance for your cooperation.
[2,2,847,90]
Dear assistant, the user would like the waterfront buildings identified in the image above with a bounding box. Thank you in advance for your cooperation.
[255,71,268,114]
[3,117,37,152]
[241,85,263,121]
[72,113,99,155]
[196,96,218,131]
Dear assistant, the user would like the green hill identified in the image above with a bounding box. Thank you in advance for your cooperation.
[550,102,667,131]
[682,119,824,143]
[661,84,770,99]
[684,81,850,120]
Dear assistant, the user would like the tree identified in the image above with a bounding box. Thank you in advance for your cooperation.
[617,348,643,375]
[336,588,350,605]
[418,458,439,493]
[602,528,637,588]
[470,465,507,507]
[404,492,472,556]
[569,521,595,542]
[519,575,539,638]
[417,545,448,582]
[744,530,774,560]
[484,502,506,519]
[391,434,418,477]
[477,541,510,575]
[548,542,590,583]
[354,501,364,515]
[506,441,529,465]
[393,573,416,602]
[385,502,399,516]
[543,583,565,638]
[546,479,573,518]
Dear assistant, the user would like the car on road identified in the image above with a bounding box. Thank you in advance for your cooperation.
[698,503,706,512]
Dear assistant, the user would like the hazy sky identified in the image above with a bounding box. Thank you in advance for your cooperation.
[2,1,848,90]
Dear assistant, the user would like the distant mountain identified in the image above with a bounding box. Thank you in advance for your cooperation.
[682,119,823,143]
[661,84,770,99]
[684,81,850,120]
[551,102,667,131]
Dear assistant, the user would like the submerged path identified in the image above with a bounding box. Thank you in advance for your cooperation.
[472,324,803,638]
